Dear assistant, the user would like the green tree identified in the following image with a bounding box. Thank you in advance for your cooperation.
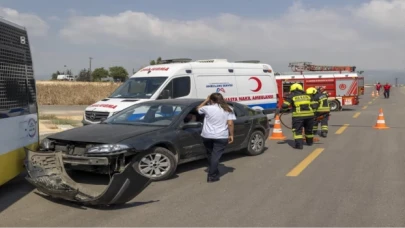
[91,67,109,81]
[65,69,73,76]
[109,66,129,81]
[149,56,162,65]
[76,68,91,81]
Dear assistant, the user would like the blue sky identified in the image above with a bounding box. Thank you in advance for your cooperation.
[1,0,404,82]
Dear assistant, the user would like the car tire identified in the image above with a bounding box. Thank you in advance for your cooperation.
[329,100,340,112]
[132,147,177,181]
[245,130,266,156]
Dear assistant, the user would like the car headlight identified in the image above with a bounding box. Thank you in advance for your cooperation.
[40,138,54,150]
[86,144,130,154]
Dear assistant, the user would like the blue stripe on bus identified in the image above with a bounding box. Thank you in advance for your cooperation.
[0,113,9,119]
[8,108,25,113]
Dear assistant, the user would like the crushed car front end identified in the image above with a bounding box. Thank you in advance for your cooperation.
[40,137,136,175]
[24,138,152,206]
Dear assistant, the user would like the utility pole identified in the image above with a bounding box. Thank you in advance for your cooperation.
[89,57,93,81]
[395,77,398,87]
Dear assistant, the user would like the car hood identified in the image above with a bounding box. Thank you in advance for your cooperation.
[86,99,149,113]
[47,124,163,144]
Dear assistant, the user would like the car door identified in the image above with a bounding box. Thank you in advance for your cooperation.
[226,103,252,152]
[176,126,206,160]
[175,109,206,160]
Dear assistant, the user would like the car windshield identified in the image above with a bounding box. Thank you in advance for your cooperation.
[104,103,186,126]
[109,77,168,99]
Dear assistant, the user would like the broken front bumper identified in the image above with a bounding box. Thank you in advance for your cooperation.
[24,148,151,206]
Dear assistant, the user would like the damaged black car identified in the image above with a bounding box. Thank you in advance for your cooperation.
[36,99,270,182]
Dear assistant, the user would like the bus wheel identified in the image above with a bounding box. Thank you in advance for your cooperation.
[329,100,340,112]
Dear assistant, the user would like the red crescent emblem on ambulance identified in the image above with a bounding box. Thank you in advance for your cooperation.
[249,77,262,92]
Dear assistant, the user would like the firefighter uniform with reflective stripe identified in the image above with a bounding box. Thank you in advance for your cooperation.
[313,89,330,138]
[281,84,318,149]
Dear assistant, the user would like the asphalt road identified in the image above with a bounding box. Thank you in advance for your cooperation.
[2,87,405,226]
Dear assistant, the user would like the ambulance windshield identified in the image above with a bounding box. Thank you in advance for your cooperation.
[109,77,168,99]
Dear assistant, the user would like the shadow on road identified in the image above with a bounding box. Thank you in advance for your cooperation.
[341,108,357,112]
[0,172,34,213]
[277,139,323,148]
[34,192,159,210]
[168,148,267,180]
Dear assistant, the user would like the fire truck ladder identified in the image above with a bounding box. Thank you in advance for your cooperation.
[288,62,356,73]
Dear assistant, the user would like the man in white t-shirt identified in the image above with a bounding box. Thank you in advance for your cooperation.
[197,93,236,183]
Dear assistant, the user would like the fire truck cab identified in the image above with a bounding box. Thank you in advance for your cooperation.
[275,62,365,111]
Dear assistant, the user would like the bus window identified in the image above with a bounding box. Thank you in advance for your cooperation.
[0,17,39,186]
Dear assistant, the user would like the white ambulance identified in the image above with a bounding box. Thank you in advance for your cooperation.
[82,58,279,125]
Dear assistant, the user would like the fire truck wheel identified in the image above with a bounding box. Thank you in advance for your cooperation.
[329,100,340,112]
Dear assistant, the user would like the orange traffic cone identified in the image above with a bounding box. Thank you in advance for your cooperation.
[269,114,286,140]
[371,91,375,97]
[373,108,389,129]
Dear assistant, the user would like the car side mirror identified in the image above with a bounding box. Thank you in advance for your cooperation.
[159,90,170,99]
[182,122,202,129]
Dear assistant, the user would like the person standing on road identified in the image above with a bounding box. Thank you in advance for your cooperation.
[281,83,318,150]
[383,82,391,99]
[376,82,381,95]
[311,87,331,138]
[197,93,236,183]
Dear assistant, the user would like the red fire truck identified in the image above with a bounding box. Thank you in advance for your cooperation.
[275,62,365,111]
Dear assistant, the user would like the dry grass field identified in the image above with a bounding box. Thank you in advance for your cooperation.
[36,81,122,105]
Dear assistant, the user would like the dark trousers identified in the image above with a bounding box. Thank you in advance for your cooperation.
[384,90,390,98]
[202,137,228,177]
[313,112,329,134]
[292,117,315,146]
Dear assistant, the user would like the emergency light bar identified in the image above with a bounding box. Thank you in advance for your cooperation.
[160,58,192,64]
[234,60,260,63]
[196,59,228,63]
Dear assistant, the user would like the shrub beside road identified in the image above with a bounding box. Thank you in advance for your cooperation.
[36,81,122,105]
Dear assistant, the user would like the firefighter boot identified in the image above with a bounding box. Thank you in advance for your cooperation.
[306,137,314,146]
[321,131,328,138]
[293,139,304,150]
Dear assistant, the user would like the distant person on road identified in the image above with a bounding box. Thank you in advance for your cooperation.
[197,93,236,183]
[383,82,391,99]
[376,82,381,95]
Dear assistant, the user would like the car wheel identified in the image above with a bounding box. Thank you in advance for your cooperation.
[133,147,177,181]
[245,130,266,156]
[329,100,340,112]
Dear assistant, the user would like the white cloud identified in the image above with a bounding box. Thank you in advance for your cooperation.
[59,0,405,70]
[0,6,49,36]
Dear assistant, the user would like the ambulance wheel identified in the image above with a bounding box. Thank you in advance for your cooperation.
[132,147,177,181]
[329,100,340,112]
[245,130,266,156]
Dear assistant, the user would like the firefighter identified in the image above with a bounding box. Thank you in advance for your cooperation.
[281,83,318,149]
[313,87,331,138]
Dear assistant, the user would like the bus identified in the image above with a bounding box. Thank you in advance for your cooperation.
[0,17,39,186]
